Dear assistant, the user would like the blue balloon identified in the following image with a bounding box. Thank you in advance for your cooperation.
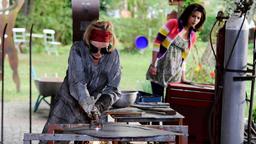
[135,35,148,49]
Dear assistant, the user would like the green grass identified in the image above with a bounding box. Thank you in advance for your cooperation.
[3,41,256,116]
[245,42,255,117]
[2,44,154,102]
[2,45,70,102]
[119,48,152,91]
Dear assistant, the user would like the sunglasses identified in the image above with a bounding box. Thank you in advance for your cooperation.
[89,43,110,54]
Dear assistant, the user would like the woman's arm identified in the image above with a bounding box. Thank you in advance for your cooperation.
[150,19,177,76]
[67,42,95,114]
[96,50,121,112]
[181,70,186,82]
[153,19,177,52]
[149,51,158,76]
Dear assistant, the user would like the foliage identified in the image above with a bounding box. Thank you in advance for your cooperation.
[187,64,215,83]
[106,17,162,52]
[136,80,152,94]
[99,0,170,52]
[199,16,216,42]
[100,0,120,11]
[183,0,203,7]
[221,0,236,16]
[253,107,256,123]
[16,0,72,45]
[185,41,215,84]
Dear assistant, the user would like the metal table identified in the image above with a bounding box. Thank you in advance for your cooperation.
[106,107,187,144]
[107,107,184,125]
[23,123,187,144]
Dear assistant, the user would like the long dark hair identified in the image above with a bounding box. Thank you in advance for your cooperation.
[178,3,206,31]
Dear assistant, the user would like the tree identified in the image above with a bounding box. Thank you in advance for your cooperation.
[16,0,72,45]
[100,0,170,51]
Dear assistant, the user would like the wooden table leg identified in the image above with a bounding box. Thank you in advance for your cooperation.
[176,119,188,144]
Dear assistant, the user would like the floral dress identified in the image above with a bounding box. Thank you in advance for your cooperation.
[147,34,189,87]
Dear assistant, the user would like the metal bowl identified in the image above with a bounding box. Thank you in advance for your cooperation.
[112,91,138,108]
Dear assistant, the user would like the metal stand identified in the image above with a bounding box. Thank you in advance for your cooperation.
[0,23,7,144]
[33,94,50,112]
[245,28,256,144]
[23,124,186,144]
[235,30,256,144]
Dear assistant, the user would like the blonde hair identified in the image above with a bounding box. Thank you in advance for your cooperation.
[83,21,117,51]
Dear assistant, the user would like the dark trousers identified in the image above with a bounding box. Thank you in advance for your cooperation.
[151,81,164,101]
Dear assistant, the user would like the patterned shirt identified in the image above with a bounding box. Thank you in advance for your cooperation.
[153,19,196,60]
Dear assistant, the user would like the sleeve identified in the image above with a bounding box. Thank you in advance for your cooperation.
[67,43,94,108]
[153,19,177,52]
[100,50,121,106]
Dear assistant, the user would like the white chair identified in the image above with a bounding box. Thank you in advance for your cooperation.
[12,28,26,53]
[43,29,61,55]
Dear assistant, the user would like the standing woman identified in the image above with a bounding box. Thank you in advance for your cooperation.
[146,3,206,98]
[40,21,121,142]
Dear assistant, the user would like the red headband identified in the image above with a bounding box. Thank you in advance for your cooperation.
[90,29,112,42]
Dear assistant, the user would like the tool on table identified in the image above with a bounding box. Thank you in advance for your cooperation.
[89,97,103,131]
[131,103,176,115]
[106,107,144,117]
[90,108,100,131]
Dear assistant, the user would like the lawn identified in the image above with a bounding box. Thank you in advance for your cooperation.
[2,44,154,102]
[2,40,255,117]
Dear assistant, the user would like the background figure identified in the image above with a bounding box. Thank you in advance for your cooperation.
[146,3,206,98]
[40,21,121,144]
[167,10,178,20]
[0,0,24,92]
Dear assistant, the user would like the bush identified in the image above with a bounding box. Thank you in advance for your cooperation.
[253,107,256,123]
[112,18,157,51]
[100,16,164,52]
[199,16,216,42]
[16,0,72,45]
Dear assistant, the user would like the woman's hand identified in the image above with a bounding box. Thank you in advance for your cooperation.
[80,98,96,118]
[81,103,94,118]
[94,94,112,113]
[149,65,157,76]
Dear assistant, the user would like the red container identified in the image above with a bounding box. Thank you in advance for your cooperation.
[165,82,215,144]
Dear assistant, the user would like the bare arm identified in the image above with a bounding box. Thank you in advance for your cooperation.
[149,51,158,76]
[151,51,158,67]
[181,63,191,84]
